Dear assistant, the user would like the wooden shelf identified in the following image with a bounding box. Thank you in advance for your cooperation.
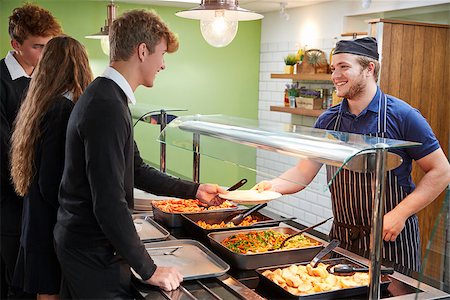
[270,106,325,117]
[270,73,332,81]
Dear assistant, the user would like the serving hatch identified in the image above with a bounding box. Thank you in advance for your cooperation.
[208,226,323,270]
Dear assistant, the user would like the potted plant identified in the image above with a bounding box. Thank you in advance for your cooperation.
[284,54,298,74]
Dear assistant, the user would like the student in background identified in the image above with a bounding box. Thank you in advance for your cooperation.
[54,10,226,298]
[0,4,61,298]
[10,36,93,300]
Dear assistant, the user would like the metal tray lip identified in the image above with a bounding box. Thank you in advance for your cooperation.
[181,210,279,235]
[143,239,230,280]
[132,214,169,242]
[255,257,391,299]
[151,200,240,215]
[207,225,324,257]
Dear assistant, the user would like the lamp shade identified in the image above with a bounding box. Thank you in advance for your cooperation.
[176,0,263,47]
[85,0,117,55]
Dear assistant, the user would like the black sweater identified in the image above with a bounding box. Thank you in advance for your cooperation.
[55,77,199,280]
[0,58,30,236]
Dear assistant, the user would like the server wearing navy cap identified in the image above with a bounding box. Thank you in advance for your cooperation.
[254,37,450,271]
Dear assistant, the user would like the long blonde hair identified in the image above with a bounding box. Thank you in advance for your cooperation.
[11,35,93,196]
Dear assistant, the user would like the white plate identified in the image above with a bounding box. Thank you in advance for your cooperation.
[218,190,282,204]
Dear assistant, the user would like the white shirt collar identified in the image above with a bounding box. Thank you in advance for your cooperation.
[62,91,74,101]
[100,66,136,105]
[5,51,30,80]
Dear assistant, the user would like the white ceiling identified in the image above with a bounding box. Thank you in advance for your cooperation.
[116,0,332,13]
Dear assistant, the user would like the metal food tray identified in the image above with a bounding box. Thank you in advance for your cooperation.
[208,226,323,270]
[152,201,240,228]
[132,214,169,242]
[182,210,282,243]
[138,239,230,281]
[256,258,391,299]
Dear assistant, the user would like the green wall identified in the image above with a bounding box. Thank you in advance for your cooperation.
[0,0,261,188]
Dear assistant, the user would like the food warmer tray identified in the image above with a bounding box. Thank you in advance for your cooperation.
[134,239,230,282]
[132,214,169,242]
[256,257,391,299]
[152,202,241,228]
[208,225,322,270]
[181,209,283,243]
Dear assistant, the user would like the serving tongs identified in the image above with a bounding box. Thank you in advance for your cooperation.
[223,203,268,225]
[272,217,333,250]
[327,264,394,276]
[309,239,340,267]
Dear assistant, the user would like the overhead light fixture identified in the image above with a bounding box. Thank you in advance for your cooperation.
[279,2,289,21]
[85,0,117,55]
[361,0,372,9]
[176,0,263,48]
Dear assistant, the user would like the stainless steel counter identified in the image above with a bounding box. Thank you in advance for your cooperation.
[132,209,449,299]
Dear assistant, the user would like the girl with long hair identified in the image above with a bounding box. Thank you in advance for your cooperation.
[10,35,93,300]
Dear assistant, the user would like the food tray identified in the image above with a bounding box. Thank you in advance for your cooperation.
[133,189,175,211]
[182,210,282,243]
[135,239,230,282]
[152,201,240,228]
[132,214,169,242]
[208,226,323,270]
[256,258,391,299]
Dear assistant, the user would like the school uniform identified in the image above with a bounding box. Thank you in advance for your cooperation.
[0,51,31,298]
[12,95,74,294]
[315,87,440,271]
[54,67,199,298]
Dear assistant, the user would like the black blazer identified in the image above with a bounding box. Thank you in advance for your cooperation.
[0,58,30,236]
[21,96,73,252]
[55,77,199,281]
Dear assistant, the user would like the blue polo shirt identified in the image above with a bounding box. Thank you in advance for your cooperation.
[314,87,440,194]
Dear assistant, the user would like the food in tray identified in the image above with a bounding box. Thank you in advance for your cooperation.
[196,216,259,229]
[262,263,369,296]
[221,229,320,254]
[152,199,235,213]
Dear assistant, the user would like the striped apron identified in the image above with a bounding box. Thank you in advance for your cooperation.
[327,91,421,272]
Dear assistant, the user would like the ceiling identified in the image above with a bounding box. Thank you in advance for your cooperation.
[116,0,332,13]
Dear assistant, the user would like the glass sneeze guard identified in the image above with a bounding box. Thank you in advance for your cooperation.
[158,114,421,174]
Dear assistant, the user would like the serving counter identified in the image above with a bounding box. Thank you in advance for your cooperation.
[132,209,448,299]
[129,114,449,299]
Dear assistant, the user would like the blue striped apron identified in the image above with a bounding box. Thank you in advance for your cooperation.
[326,91,421,271]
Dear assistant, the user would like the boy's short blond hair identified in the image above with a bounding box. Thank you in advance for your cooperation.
[8,3,62,43]
[110,9,179,62]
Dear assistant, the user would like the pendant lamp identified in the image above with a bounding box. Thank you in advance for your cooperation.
[176,0,263,48]
[85,0,117,55]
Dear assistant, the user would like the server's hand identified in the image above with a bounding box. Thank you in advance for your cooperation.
[382,209,407,242]
[251,181,273,192]
[196,183,227,206]
[146,266,183,291]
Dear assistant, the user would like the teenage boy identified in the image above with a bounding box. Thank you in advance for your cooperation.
[54,10,225,298]
[0,4,61,298]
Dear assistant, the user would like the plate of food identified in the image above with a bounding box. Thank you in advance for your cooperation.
[218,190,282,204]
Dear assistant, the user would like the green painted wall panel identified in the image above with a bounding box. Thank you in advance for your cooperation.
[0,0,260,188]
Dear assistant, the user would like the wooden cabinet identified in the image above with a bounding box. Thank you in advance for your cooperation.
[369,18,449,282]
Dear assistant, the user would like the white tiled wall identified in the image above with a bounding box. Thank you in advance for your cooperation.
[257,41,335,234]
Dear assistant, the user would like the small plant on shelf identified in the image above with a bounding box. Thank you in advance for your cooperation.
[283,54,298,74]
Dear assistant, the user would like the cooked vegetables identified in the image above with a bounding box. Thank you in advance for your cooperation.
[196,216,258,229]
[221,230,320,254]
